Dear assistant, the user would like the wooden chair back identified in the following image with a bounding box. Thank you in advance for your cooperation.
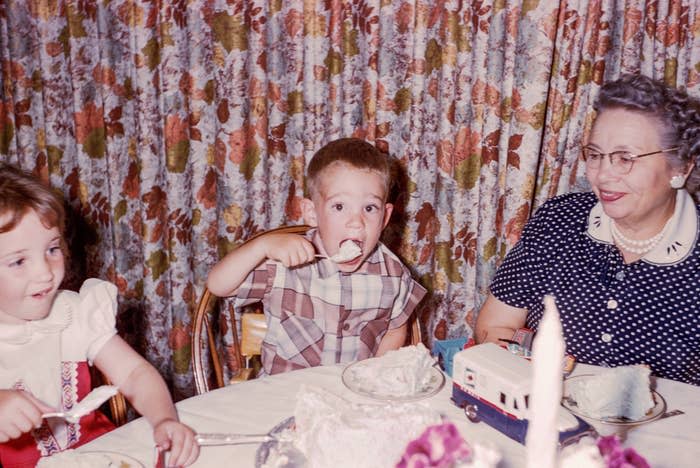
[240,313,267,359]
[107,385,128,426]
[192,225,311,394]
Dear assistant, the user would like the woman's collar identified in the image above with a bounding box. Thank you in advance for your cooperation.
[587,189,698,265]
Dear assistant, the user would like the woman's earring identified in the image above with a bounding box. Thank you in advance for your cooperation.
[669,175,686,189]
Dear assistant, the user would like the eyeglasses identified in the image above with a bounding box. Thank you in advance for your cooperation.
[581,146,679,175]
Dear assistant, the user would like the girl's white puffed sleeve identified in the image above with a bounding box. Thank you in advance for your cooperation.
[75,278,119,363]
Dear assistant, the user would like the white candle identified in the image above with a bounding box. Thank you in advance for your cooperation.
[526,295,565,468]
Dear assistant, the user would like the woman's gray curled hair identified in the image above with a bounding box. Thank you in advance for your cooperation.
[594,74,700,199]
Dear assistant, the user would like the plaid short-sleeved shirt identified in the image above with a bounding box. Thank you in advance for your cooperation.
[232,229,427,375]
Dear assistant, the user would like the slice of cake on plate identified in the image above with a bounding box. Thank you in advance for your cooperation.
[566,365,654,420]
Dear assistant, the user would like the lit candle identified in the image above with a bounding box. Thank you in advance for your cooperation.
[525,295,565,468]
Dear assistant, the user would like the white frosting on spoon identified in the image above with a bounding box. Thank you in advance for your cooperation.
[329,240,361,263]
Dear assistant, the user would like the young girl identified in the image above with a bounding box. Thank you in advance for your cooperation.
[0,164,199,467]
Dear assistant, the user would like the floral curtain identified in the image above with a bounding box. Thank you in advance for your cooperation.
[1,0,698,399]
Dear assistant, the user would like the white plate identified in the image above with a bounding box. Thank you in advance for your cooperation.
[44,451,144,467]
[561,374,666,427]
[341,360,446,402]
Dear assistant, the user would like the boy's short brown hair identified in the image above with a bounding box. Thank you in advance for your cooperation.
[0,163,65,234]
[305,138,392,199]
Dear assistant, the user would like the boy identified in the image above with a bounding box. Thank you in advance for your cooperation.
[207,138,426,375]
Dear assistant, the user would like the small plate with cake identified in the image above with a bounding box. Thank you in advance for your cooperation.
[561,365,666,436]
[342,362,445,401]
[341,345,446,402]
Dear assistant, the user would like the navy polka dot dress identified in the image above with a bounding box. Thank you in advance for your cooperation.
[491,192,700,385]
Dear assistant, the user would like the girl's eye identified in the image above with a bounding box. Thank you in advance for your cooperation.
[364,205,377,213]
[8,258,24,268]
[48,246,63,256]
[332,203,344,211]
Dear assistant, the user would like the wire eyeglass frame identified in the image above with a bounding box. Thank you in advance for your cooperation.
[581,146,680,174]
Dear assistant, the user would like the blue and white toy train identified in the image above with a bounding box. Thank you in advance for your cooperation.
[451,343,595,446]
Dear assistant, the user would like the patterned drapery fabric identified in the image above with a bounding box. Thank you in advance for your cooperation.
[1,1,699,399]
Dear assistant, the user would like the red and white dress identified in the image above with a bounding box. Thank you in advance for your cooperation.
[0,279,119,468]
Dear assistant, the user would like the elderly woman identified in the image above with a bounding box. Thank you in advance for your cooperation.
[475,74,700,385]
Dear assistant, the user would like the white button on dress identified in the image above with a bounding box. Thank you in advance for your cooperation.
[607,299,618,309]
[601,333,612,343]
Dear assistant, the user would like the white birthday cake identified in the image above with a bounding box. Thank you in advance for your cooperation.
[259,384,502,468]
[295,386,442,468]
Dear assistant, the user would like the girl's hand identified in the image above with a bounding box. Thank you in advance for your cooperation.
[0,390,53,442]
[261,233,316,268]
[153,418,200,467]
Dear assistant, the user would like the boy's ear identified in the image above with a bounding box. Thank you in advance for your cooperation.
[382,203,394,229]
[301,198,318,227]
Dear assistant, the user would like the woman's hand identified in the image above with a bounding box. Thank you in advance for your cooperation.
[153,418,200,467]
[474,294,528,344]
[0,390,53,442]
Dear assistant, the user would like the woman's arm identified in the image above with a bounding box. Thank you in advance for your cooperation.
[94,335,199,466]
[474,293,528,344]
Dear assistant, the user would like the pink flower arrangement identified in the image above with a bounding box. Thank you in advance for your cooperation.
[396,425,649,468]
[396,422,471,468]
[597,436,650,468]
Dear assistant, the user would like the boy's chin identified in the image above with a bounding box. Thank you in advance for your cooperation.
[336,256,364,273]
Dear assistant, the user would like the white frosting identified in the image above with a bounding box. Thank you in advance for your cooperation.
[567,365,654,420]
[344,344,437,397]
[329,240,362,263]
[558,437,605,468]
[456,442,503,468]
[288,386,442,468]
[66,385,119,419]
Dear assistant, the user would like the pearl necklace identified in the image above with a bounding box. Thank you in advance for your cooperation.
[610,218,671,255]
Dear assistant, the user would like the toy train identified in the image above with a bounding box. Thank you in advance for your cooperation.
[451,343,595,446]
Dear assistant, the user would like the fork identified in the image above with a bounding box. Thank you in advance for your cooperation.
[658,409,684,420]
[194,432,306,466]
[195,432,273,446]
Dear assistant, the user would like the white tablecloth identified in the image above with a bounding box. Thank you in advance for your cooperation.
[80,364,700,467]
